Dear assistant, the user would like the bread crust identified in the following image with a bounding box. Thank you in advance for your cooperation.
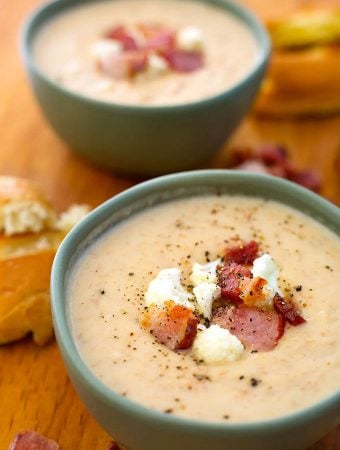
[255,7,340,117]
[254,46,340,117]
[0,176,89,345]
[0,246,59,345]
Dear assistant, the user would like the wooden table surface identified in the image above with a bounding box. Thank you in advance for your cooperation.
[0,0,339,449]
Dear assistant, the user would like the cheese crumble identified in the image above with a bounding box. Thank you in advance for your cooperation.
[144,268,194,309]
[193,325,244,364]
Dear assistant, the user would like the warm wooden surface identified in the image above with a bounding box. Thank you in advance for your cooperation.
[0,0,339,449]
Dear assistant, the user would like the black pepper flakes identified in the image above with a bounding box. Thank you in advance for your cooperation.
[193,373,211,382]
[250,377,261,387]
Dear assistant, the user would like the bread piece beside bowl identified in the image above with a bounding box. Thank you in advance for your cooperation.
[255,7,340,117]
[0,176,89,345]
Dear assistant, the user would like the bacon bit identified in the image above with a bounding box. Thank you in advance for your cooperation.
[225,240,259,265]
[228,145,322,193]
[146,31,175,53]
[140,301,198,351]
[137,23,176,53]
[286,169,322,193]
[163,50,204,72]
[104,25,139,51]
[8,431,59,450]
[273,294,306,326]
[212,304,285,351]
[240,276,270,308]
[124,50,148,76]
[217,261,252,304]
[137,23,163,39]
[256,145,288,166]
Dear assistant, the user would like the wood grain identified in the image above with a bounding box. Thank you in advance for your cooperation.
[0,0,339,449]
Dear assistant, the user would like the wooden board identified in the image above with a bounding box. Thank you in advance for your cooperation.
[0,0,339,448]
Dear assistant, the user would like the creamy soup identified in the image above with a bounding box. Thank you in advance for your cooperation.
[33,0,259,106]
[68,195,340,422]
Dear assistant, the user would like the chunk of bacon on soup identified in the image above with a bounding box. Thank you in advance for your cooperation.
[212,304,285,351]
[140,300,198,351]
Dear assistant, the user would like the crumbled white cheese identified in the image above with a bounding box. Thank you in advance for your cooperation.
[91,39,125,78]
[56,204,91,233]
[193,283,221,319]
[1,201,54,235]
[252,253,283,296]
[147,53,169,76]
[193,325,244,364]
[176,26,204,52]
[190,259,221,286]
[91,39,122,60]
[145,268,193,309]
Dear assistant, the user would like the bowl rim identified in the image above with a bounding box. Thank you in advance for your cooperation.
[21,0,271,112]
[51,169,340,436]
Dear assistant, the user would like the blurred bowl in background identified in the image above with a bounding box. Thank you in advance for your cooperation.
[21,0,270,176]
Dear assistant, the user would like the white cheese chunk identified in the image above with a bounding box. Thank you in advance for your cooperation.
[190,259,221,286]
[193,283,221,319]
[147,53,169,76]
[144,268,193,309]
[252,253,283,296]
[176,26,204,52]
[193,325,244,364]
[91,39,122,60]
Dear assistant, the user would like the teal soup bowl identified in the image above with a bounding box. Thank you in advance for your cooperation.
[21,0,270,176]
[51,170,340,450]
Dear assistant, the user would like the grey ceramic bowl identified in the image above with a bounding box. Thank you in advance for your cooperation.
[21,0,270,176]
[51,170,340,450]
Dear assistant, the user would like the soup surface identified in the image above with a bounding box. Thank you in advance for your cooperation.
[68,195,340,422]
[33,0,259,105]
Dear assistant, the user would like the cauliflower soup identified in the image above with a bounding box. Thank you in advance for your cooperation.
[68,195,340,422]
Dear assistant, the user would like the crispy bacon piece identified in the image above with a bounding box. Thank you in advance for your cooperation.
[137,23,163,38]
[240,276,271,308]
[124,50,148,75]
[140,301,198,351]
[164,50,204,72]
[273,294,306,326]
[9,431,59,450]
[146,31,175,53]
[104,25,139,50]
[229,145,322,193]
[212,304,285,351]
[286,169,322,193]
[217,261,252,304]
[137,23,175,53]
[225,240,259,265]
[256,145,288,166]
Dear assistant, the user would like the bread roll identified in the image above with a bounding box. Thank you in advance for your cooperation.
[0,232,64,345]
[0,176,56,235]
[254,8,340,117]
[0,176,90,345]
